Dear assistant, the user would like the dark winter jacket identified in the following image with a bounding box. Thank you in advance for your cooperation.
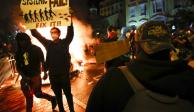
[16,45,44,78]
[31,25,73,79]
[86,50,194,112]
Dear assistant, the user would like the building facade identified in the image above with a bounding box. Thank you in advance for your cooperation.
[126,0,194,28]
[99,0,126,28]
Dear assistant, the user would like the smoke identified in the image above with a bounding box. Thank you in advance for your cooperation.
[0,0,22,40]
[71,0,90,23]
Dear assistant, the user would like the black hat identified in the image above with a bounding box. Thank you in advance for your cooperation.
[136,21,172,54]
[16,32,31,44]
[16,33,31,42]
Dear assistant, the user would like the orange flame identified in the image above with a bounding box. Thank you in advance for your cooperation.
[19,18,97,71]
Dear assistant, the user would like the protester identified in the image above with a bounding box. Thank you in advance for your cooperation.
[86,21,194,112]
[128,27,136,59]
[15,33,56,112]
[106,25,118,42]
[31,21,75,112]
[104,25,127,71]
[172,29,192,60]
[189,30,194,53]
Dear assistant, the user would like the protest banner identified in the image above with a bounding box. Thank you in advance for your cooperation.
[20,0,70,29]
[95,39,130,64]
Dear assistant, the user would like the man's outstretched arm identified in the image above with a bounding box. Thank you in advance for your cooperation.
[63,8,74,45]
[63,22,74,45]
[31,29,51,49]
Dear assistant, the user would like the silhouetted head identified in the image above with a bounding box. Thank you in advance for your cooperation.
[135,21,173,60]
[50,27,61,41]
[16,32,32,49]
[135,21,172,55]
[107,25,117,39]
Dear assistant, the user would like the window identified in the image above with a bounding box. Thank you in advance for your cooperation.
[112,6,114,10]
[174,0,192,8]
[120,9,123,13]
[116,4,119,10]
[129,0,136,2]
[174,0,182,8]
[120,3,122,7]
[140,3,146,15]
[153,0,164,13]
[129,6,136,17]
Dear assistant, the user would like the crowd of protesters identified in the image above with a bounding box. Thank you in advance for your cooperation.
[171,28,194,61]
[1,12,194,111]
[86,21,194,112]
[93,24,194,64]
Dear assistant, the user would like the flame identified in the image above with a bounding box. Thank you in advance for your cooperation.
[19,18,97,71]
[18,22,26,32]
[69,18,96,65]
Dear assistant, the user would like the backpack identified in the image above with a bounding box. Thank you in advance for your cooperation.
[118,66,194,112]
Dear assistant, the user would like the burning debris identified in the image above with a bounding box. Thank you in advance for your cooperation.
[24,17,97,71]
[1,0,99,77]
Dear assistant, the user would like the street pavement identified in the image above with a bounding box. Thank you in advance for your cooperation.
[0,63,105,112]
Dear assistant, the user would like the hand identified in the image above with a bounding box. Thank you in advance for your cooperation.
[68,7,74,25]
[69,7,74,15]
[43,72,48,80]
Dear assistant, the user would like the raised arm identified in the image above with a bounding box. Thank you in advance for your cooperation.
[31,29,51,49]
[62,23,74,45]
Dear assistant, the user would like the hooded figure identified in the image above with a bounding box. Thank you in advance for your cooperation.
[86,21,194,112]
[15,33,56,112]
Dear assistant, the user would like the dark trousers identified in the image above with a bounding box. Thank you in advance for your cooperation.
[50,75,74,112]
[20,75,54,112]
